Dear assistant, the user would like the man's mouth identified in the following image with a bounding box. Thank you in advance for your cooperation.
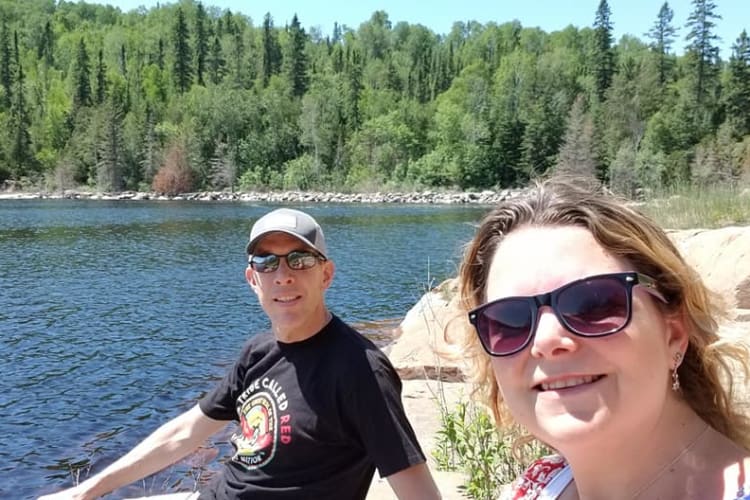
[274,295,301,303]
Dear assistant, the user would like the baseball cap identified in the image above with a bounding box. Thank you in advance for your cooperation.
[246,208,327,258]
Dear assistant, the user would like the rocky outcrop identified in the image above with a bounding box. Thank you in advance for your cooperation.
[669,227,750,310]
[389,226,750,380]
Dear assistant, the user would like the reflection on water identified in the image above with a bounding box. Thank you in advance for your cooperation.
[0,199,487,499]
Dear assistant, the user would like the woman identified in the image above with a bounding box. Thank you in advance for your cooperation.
[456,177,750,499]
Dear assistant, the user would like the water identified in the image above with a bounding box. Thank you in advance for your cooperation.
[0,199,488,499]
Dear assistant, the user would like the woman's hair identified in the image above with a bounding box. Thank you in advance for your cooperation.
[456,176,750,450]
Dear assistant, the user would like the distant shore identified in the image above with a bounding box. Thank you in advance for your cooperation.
[0,188,521,205]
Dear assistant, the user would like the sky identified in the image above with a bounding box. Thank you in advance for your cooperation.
[95,0,748,58]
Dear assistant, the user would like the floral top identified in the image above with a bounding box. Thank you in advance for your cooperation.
[504,455,750,499]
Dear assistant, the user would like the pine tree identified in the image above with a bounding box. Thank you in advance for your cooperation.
[647,2,677,85]
[285,14,309,97]
[0,21,12,110]
[555,95,598,179]
[261,13,282,87]
[593,0,615,101]
[724,30,750,138]
[684,0,721,105]
[97,100,125,191]
[156,38,165,70]
[208,35,225,84]
[73,38,92,108]
[195,2,208,86]
[96,48,107,105]
[172,7,193,93]
[38,20,54,66]
[119,45,127,76]
[9,31,32,177]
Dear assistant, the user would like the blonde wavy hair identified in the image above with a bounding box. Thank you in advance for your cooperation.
[455,177,750,451]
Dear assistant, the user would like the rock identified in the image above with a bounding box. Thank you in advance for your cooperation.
[388,278,467,382]
[668,226,750,310]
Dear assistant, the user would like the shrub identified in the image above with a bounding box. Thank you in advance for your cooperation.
[152,142,194,195]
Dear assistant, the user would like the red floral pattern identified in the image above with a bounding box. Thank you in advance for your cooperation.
[508,455,567,499]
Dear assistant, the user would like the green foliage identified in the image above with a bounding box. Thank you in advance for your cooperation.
[433,397,549,499]
[0,1,747,194]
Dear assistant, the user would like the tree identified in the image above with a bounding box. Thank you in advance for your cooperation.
[95,48,107,104]
[194,2,208,86]
[208,36,226,85]
[646,2,677,85]
[172,7,193,93]
[555,95,597,179]
[261,13,282,86]
[723,30,750,138]
[684,0,721,106]
[592,0,615,101]
[285,14,309,97]
[73,37,92,109]
[0,21,12,110]
[37,20,55,67]
[9,31,33,178]
[96,100,126,191]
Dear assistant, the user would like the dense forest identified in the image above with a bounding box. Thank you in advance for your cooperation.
[0,0,748,195]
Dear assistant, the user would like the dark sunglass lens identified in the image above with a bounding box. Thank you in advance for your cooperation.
[478,299,533,355]
[252,255,279,273]
[558,277,628,335]
[287,251,317,270]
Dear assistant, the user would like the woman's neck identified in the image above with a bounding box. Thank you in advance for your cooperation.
[560,406,708,499]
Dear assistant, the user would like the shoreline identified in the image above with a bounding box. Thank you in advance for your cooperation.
[0,188,520,205]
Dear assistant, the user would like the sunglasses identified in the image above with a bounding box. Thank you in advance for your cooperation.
[468,272,667,357]
[249,250,325,273]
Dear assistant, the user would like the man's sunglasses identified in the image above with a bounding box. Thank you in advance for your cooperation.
[468,272,667,357]
[249,251,325,273]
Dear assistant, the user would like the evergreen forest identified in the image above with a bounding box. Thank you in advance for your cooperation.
[0,0,748,195]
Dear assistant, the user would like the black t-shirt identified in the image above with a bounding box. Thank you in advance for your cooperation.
[197,315,425,499]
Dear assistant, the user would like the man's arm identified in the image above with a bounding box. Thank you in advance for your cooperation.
[386,463,441,499]
[38,404,227,500]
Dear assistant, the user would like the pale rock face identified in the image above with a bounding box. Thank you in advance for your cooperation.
[668,226,750,311]
[390,226,750,380]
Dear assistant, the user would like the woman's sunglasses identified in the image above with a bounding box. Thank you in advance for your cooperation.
[468,272,667,357]
[249,250,325,273]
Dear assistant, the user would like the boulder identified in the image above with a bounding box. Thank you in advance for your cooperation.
[668,226,750,311]
[388,278,466,382]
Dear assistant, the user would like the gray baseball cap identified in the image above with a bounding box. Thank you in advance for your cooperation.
[246,208,327,258]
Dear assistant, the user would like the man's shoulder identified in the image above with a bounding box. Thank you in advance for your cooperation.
[329,315,381,351]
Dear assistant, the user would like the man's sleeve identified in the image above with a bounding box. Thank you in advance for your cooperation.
[198,342,251,421]
[346,349,426,478]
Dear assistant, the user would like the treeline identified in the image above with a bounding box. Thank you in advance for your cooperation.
[0,0,748,195]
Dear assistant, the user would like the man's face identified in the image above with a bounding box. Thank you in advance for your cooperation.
[245,232,334,342]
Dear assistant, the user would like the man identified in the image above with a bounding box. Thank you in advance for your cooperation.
[40,208,440,500]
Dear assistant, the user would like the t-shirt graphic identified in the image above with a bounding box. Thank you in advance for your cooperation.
[231,377,291,470]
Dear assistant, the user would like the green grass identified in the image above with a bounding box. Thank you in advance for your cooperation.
[432,390,549,499]
[637,184,750,230]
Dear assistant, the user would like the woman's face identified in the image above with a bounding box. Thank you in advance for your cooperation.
[484,225,686,449]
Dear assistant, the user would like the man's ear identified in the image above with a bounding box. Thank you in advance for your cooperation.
[321,260,335,290]
[245,266,259,294]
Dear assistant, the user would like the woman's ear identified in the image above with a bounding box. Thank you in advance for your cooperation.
[664,306,690,356]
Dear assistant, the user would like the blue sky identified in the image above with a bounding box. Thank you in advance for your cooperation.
[98,0,748,58]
